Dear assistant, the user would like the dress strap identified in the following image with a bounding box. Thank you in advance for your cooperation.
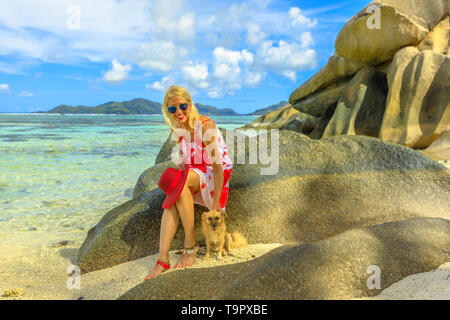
[201,118,212,124]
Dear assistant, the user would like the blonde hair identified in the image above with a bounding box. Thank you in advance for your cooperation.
[162,85,199,131]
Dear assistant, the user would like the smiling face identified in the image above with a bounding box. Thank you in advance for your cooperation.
[167,95,191,127]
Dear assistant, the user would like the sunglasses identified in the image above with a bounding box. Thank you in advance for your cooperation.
[168,103,189,114]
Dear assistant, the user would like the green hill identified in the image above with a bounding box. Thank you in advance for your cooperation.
[246,100,289,116]
[46,98,161,115]
[195,103,240,116]
[45,98,287,116]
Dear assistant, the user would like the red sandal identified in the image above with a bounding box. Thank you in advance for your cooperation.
[144,259,170,281]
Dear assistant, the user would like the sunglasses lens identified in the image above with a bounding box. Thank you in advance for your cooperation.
[168,106,177,113]
[180,103,188,110]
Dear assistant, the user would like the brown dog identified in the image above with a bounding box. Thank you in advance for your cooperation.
[201,210,248,260]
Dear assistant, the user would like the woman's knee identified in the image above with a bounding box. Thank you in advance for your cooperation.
[163,206,179,220]
[186,170,200,192]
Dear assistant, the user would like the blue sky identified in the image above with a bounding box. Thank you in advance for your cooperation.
[0,0,370,114]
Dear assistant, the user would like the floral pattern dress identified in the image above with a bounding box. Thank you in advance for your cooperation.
[178,118,233,210]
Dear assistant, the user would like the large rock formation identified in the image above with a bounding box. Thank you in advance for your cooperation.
[291,80,349,117]
[77,130,450,273]
[118,218,450,300]
[242,104,319,134]
[335,0,447,65]
[380,50,450,148]
[322,67,388,138]
[251,1,449,154]
[417,15,449,55]
[289,55,367,105]
[421,129,450,161]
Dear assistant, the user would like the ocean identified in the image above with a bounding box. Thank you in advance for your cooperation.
[0,114,255,242]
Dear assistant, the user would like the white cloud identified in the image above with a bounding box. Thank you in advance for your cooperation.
[146,82,164,92]
[132,41,188,72]
[103,59,132,83]
[244,70,265,87]
[0,0,152,64]
[257,40,318,79]
[282,71,297,82]
[299,31,314,48]
[61,75,83,81]
[207,86,225,99]
[0,1,321,98]
[213,63,234,80]
[182,62,209,89]
[246,22,266,46]
[214,47,252,66]
[148,0,195,41]
[289,7,317,28]
[0,84,11,94]
[18,90,33,97]
[207,47,258,98]
[146,75,175,92]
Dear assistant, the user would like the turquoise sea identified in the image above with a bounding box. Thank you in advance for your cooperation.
[0,114,255,241]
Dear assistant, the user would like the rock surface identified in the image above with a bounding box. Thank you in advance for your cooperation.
[242,104,320,134]
[376,0,448,31]
[417,15,449,55]
[335,2,430,65]
[291,80,349,117]
[242,104,297,129]
[380,50,450,148]
[421,129,450,161]
[322,67,388,138]
[289,55,367,105]
[281,4,449,149]
[77,131,450,273]
[118,218,450,300]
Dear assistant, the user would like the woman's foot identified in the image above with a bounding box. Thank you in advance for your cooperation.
[144,259,170,281]
[174,242,199,269]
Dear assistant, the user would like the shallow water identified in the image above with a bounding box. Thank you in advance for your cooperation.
[0,114,255,240]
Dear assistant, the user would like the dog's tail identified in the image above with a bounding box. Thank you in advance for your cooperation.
[230,231,248,249]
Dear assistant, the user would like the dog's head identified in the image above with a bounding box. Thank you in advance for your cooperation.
[202,209,226,231]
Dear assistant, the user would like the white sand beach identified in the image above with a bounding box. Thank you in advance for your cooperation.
[1,233,449,300]
[0,235,283,300]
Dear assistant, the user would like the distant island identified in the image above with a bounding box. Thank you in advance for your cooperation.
[37,98,288,116]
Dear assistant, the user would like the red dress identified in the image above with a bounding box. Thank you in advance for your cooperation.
[179,119,233,210]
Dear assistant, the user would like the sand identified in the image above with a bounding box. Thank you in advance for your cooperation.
[1,232,449,300]
[0,235,283,300]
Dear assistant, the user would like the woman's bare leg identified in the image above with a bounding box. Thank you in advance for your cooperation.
[144,205,179,280]
[174,170,200,268]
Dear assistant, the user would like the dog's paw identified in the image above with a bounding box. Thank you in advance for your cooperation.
[216,255,222,260]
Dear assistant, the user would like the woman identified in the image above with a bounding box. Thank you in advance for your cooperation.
[145,85,233,280]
